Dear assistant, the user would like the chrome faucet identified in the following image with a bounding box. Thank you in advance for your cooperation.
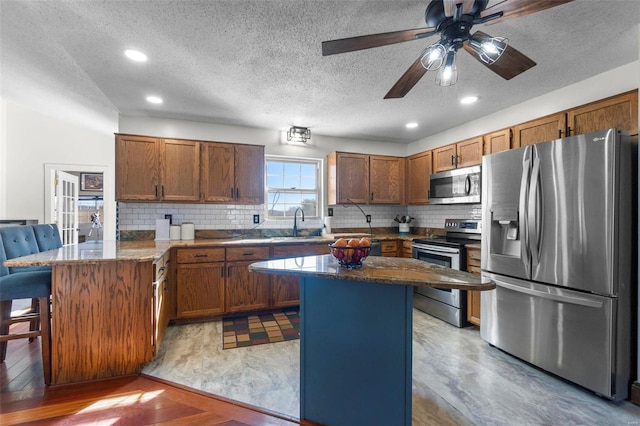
[293,207,305,237]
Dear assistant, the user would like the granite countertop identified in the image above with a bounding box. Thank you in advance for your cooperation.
[249,254,495,291]
[3,233,422,267]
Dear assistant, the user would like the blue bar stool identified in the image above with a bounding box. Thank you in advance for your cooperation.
[0,233,52,384]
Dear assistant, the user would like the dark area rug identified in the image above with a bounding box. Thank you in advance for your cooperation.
[222,308,300,349]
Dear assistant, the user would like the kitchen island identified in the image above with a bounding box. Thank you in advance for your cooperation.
[249,255,494,426]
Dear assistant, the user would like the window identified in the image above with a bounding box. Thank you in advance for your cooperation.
[265,156,321,219]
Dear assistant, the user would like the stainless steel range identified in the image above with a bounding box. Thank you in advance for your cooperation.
[412,218,481,327]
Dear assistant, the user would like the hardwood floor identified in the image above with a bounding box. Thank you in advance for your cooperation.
[0,322,304,425]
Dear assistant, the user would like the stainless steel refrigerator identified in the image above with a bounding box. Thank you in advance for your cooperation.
[481,128,637,401]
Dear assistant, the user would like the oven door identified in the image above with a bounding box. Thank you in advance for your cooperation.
[412,244,460,270]
[412,244,463,307]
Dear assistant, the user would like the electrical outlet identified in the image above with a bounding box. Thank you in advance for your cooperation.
[253,214,260,224]
[328,208,333,217]
[366,215,371,223]
[164,214,172,224]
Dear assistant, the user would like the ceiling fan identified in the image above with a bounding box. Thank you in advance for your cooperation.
[321,0,574,98]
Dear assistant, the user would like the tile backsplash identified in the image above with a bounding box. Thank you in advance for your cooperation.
[118,202,482,237]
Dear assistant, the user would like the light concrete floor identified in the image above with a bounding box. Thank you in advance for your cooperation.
[142,309,640,425]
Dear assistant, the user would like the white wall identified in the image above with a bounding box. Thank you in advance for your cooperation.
[0,98,118,238]
[408,61,640,155]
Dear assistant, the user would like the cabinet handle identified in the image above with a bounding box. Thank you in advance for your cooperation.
[235,188,239,199]
[558,129,563,138]
[221,267,225,278]
[243,252,255,256]
[567,126,572,136]
[370,192,374,201]
[427,190,430,199]
[227,266,231,277]
[162,186,165,197]
[451,155,455,166]
[155,185,158,197]
[231,187,234,197]
[194,254,209,258]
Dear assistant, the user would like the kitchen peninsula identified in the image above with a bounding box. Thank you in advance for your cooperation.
[249,255,494,426]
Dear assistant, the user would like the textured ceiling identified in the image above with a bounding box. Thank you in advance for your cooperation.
[1,1,639,143]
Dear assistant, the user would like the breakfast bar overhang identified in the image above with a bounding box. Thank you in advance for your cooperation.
[249,254,495,426]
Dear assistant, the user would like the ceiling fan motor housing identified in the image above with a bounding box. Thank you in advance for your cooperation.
[425,0,488,27]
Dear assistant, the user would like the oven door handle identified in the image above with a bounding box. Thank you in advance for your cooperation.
[412,245,461,255]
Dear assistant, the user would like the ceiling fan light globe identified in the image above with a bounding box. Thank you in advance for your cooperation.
[436,64,458,86]
[420,43,446,71]
[469,35,508,64]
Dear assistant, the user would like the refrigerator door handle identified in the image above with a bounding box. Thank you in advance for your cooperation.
[495,279,604,308]
[528,156,541,265]
[519,147,531,266]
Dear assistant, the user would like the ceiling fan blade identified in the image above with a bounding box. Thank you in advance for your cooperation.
[322,27,436,56]
[480,0,574,25]
[384,57,428,99]
[463,32,536,80]
[444,0,476,17]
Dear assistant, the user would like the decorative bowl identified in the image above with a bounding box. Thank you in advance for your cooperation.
[328,244,371,269]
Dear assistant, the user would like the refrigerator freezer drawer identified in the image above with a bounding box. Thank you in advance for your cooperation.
[480,272,629,401]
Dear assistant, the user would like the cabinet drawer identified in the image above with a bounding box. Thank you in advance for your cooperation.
[467,265,482,275]
[381,241,398,252]
[272,243,329,258]
[226,246,270,261]
[176,247,225,264]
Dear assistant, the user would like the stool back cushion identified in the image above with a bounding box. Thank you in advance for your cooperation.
[33,224,63,251]
[0,234,8,277]
[0,226,40,273]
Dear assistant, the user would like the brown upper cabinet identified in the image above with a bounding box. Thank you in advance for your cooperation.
[201,142,264,204]
[513,112,567,148]
[116,134,264,204]
[328,152,404,204]
[483,128,512,154]
[433,136,483,173]
[116,135,199,202]
[406,150,432,204]
[567,90,638,137]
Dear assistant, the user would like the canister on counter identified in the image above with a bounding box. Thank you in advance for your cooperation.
[181,222,195,240]
[170,225,181,240]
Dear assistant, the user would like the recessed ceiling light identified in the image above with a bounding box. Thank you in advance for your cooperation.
[406,122,418,129]
[460,96,478,105]
[146,96,163,104]
[124,49,147,62]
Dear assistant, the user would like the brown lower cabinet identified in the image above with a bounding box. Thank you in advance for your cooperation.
[176,248,226,318]
[381,240,398,257]
[466,245,481,326]
[175,243,333,319]
[271,243,329,307]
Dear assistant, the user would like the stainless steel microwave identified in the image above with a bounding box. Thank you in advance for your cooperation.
[429,165,481,204]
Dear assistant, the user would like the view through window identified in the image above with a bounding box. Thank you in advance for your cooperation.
[265,156,321,219]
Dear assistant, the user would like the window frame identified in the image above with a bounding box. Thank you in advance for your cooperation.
[264,155,323,221]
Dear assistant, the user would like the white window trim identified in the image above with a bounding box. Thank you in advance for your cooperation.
[265,155,324,221]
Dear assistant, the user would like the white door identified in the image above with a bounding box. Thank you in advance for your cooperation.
[55,171,79,245]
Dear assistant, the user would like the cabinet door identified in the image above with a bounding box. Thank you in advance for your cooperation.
[369,155,404,204]
[406,151,432,204]
[226,260,270,312]
[270,243,328,308]
[234,144,265,203]
[456,137,483,168]
[161,139,200,201]
[483,129,511,154]
[432,144,457,173]
[201,142,235,202]
[334,152,370,204]
[567,90,638,136]
[466,247,481,326]
[115,135,160,201]
[513,113,567,148]
[176,263,225,318]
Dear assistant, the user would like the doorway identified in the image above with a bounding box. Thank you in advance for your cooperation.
[44,163,115,241]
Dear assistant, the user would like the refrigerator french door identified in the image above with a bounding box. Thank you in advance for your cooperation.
[480,128,637,401]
